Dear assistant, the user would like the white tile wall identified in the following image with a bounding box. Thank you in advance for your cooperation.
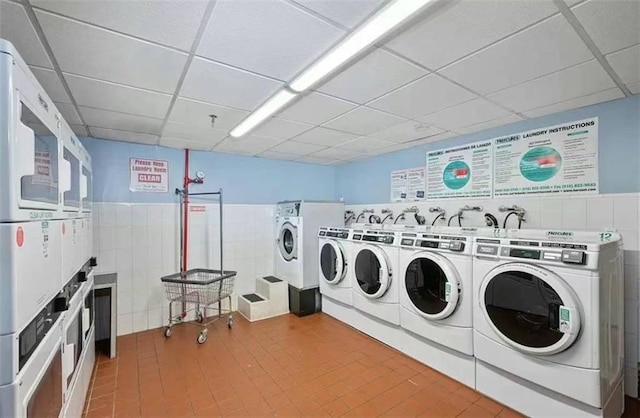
[346,192,640,397]
[93,202,275,337]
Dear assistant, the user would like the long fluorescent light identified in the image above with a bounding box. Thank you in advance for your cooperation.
[289,0,433,92]
[230,89,297,138]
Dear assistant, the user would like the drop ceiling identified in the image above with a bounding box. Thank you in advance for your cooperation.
[0,0,637,166]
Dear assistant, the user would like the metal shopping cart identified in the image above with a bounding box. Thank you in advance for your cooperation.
[161,268,236,344]
[161,185,236,344]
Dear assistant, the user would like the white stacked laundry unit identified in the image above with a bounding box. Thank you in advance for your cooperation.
[0,39,95,418]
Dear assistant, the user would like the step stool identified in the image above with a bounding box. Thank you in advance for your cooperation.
[238,276,289,322]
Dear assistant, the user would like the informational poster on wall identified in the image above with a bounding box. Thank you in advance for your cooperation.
[390,169,408,202]
[406,167,426,201]
[426,140,493,199]
[493,117,598,197]
[129,158,169,192]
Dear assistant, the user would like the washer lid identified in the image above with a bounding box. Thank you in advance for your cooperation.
[404,252,460,320]
[480,262,581,355]
[320,240,346,284]
[354,245,390,299]
[278,222,297,261]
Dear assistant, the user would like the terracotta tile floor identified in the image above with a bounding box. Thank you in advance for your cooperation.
[83,313,637,417]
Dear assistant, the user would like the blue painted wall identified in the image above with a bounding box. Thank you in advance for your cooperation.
[82,138,336,204]
[336,95,640,204]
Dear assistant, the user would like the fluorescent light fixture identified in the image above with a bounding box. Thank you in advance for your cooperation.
[230,89,297,138]
[289,0,433,92]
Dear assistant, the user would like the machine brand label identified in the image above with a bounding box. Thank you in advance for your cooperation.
[16,227,24,247]
[38,94,49,112]
[546,231,574,240]
[29,211,53,220]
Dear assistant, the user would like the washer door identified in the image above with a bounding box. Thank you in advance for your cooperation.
[480,263,581,355]
[278,222,297,261]
[354,245,390,299]
[320,240,346,284]
[404,252,460,320]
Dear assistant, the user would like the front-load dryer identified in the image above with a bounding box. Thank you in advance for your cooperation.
[351,228,402,350]
[398,226,475,387]
[318,227,352,306]
[472,229,624,417]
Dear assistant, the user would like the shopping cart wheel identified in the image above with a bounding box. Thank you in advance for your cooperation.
[196,311,204,323]
[164,327,172,338]
[227,316,233,329]
[197,331,207,344]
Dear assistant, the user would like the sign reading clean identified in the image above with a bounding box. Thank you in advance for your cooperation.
[129,158,169,193]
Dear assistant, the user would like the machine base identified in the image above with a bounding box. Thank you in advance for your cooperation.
[289,285,320,317]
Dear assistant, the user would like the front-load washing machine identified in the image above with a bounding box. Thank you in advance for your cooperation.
[398,226,475,387]
[473,229,624,417]
[351,228,402,350]
[275,201,343,316]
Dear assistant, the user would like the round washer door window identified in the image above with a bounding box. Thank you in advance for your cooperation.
[480,263,581,355]
[279,223,297,261]
[404,252,460,320]
[354,245,390,299]
[320,241,345,284]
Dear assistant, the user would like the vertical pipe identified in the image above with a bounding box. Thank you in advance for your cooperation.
[219,188,223,274]
[182,149,190,273]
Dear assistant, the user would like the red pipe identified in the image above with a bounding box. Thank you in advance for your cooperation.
[182,149,190,273]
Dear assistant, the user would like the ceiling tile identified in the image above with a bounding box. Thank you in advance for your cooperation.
[387,0,557,70]
[159,137,214,151]
[181,57,282,111]
[440,15,593,95]
[169,97,248,130]
[0,1,52,68]
[252,118,313,140]
[291,0,384,29]
[628,81,640,94]
[293,126,358,147]
[30,0,207,51]
[454,114,525,135]
[310,147,363,160]
[30,66,71,103]
[522,88,624,119]
[162,121,228,145]
[606,43,640,84]
[65,74,172,119]
[278,92,356,125]
[54,102,82,125]
[295,155,335,164]
[213,135,284,156]
[197,0,344,80]
[337,136,395,153]
[369,120,444,143]
[419,98,512,131]
[89,127,159,145]
[79,106,164,134]
[35,10,188,93]
[366,141,414,156]
[70,124,88,137]
[572,0,640,54]
[323,106,406,135]
[368,74,477,119]
[258,150,300,161]
[488,60,616,112]
[318,48,427,104]
[268,140,325,156]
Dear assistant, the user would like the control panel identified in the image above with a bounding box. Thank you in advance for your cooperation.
[476,240,587,265]
[277,201,301,217]
[318,227,349,239]
[19,295,63,370]
[352,230,395,244]
[400,233,466,252]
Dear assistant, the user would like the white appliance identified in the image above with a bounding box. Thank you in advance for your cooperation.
[473,229,624,417]
[397,226,475,387]
[351,228,402,349]
[318,227,353,307]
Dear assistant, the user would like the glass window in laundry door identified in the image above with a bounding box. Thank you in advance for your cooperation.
[283,229,294,255]
[405,258,450,315]
[82,166,92,212]
[484,270,565,348]
[320,243,338,282]
[20,102,59,205]
[355,249,382,295]
[65,309,83,387]
[63,147,80,210]
[27,349,62,418]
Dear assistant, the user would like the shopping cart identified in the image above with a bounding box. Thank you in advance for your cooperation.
[161,268,237,344]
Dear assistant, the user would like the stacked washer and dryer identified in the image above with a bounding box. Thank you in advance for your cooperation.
[318,218,625,417]
[0,40,96,418]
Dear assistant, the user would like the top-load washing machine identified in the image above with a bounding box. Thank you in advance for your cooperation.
[472,229,624,417]
[275,201,343,315]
